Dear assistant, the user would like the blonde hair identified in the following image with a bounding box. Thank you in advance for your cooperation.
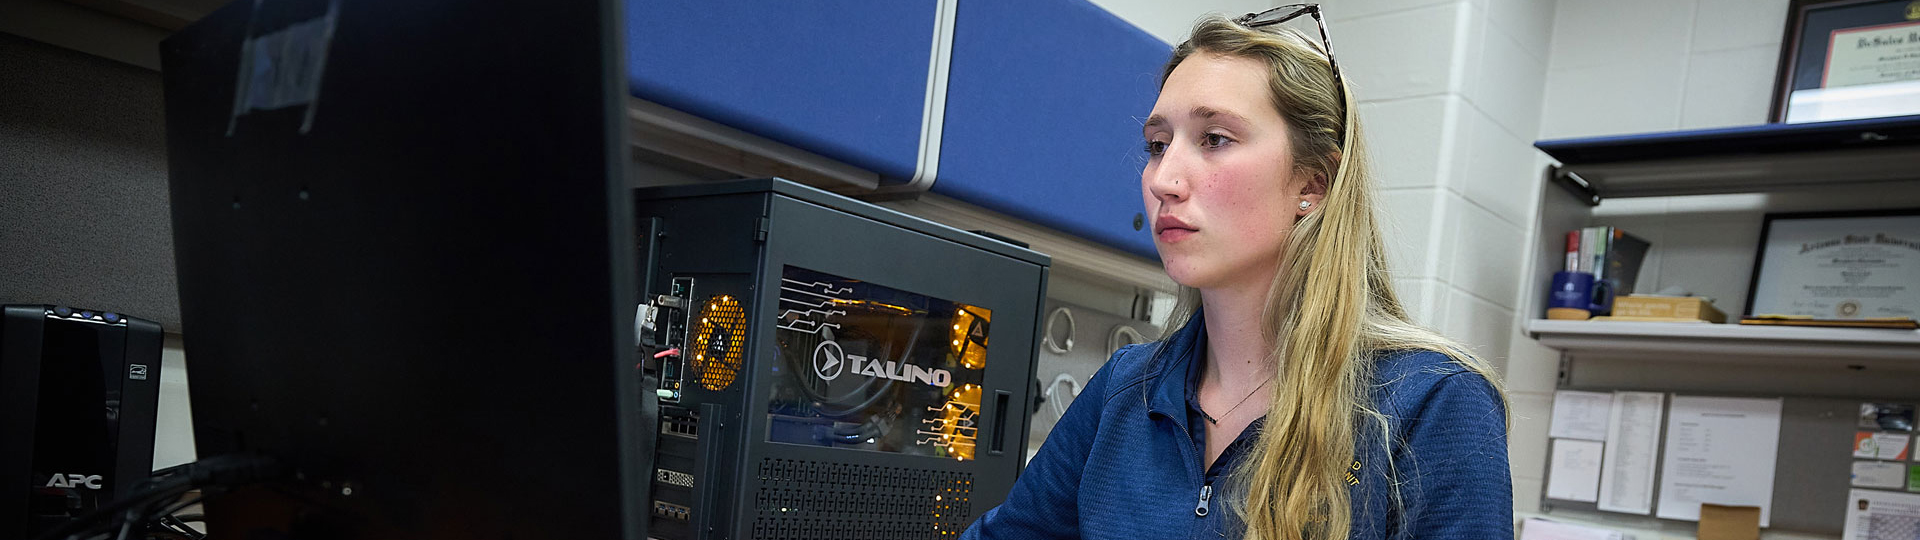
[1158,15,1508,540]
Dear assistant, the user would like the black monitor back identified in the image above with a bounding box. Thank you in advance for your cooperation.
[160,0,642,538]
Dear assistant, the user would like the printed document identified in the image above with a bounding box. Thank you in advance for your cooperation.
[1552,390,1615,441]
[1843,489,1920,540]
[1548,438,1604,502]
[1598,392,1664,514]
[1654,396,1783,526]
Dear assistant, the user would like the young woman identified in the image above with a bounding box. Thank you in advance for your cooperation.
[962,7,1512,540]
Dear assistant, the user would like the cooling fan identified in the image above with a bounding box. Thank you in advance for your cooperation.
[691,295,747,391]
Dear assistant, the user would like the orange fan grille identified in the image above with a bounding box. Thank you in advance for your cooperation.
[692,295,746,391]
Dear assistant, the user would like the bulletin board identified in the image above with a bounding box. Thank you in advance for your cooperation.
[1539,393,1915,536]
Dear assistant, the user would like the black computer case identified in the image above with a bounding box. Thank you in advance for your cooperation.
[634,180,1048,539]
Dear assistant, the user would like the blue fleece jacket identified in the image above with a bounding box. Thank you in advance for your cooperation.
[962,312,1512,539]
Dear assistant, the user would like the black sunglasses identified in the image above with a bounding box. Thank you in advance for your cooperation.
[1233,4,1348,117]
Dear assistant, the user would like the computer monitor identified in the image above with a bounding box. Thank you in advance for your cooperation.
[161,0,645,537]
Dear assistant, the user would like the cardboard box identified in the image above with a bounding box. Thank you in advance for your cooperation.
[1612,295,1726,323]
[1698,504,1760,540]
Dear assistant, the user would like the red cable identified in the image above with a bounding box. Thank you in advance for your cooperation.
[636,348,681,370]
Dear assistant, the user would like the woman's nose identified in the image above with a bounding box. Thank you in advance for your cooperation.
[1145,148,1192,203]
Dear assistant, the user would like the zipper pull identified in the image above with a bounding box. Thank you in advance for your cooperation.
[1195,483,1213,517]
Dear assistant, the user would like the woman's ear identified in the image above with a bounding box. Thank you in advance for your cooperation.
[1301,151,1340,213]
[1296,171,1329,216]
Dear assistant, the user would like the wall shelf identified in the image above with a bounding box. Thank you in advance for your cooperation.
[1519,116,1920,363]
[1535,114,1920,205]
[1527,319,1920,368]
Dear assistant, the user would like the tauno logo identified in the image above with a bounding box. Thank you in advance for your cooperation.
[812,341,845,381]
[45,474,103,489]
[811,339,951,388]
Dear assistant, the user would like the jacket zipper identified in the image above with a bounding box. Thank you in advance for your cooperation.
[1159,411,1207,514]
[1195,482,1213,517]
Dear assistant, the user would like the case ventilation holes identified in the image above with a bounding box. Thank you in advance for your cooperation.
[753,458,974,539]
[692,295,746,391]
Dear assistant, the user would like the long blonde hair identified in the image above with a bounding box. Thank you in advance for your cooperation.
[1158,16,1509,540]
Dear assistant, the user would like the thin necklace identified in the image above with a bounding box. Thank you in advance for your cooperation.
[1198,374,1274,425]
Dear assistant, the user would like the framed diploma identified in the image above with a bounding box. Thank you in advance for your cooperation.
[1744,208,1920,320]
[1770,0,1920,123]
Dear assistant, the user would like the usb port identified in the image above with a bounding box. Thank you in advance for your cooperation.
[661,416,698,439]
[653,501,691,521]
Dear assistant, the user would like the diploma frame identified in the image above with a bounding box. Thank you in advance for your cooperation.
[1743,207,1920,319]
[1769,0,1920,123]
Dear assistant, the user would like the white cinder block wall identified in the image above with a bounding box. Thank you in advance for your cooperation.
[1328,0,1555,375]
[1539,0,1788,140]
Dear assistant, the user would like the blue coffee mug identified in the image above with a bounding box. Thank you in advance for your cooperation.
[1549,271,1591,309]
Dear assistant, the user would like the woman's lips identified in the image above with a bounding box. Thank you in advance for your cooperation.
[1154,214,1196,242]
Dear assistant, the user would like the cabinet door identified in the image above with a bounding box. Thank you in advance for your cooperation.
[628,0,936,181]
[936,0,1166,258]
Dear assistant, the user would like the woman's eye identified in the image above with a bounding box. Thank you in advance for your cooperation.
[1144,140,1168,156]
[1202,133,1232,148]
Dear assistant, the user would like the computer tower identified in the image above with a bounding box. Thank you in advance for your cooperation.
[634,179,1048,539]
[0,305,164,538]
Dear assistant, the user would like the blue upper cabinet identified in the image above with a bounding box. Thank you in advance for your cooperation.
[626,0,1168,259]
[626,0,936,181]
[935,0,1167,259]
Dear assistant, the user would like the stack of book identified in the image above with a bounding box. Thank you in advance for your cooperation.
[1563,226,1652,316]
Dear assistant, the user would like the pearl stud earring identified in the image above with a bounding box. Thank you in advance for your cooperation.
[1299,200,1313,210]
